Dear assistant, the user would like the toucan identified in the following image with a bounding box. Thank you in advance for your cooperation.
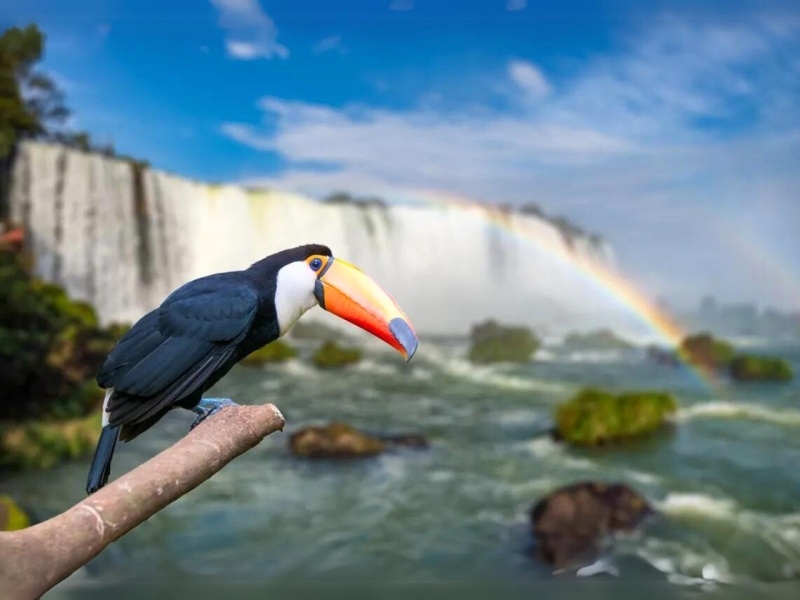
[85,244,418,494]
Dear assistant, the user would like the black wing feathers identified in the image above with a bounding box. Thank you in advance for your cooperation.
[98,275,259,430]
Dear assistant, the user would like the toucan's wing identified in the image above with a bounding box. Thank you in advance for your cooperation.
[99,274,259,426]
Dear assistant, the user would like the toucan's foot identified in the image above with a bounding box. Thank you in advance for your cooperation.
[190,398,239,430]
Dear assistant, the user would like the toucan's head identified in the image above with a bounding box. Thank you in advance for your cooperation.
[257,244,418,361]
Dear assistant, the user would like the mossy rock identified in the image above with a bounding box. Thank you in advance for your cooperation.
[562,329,633,351]
[678,333,735,370]
[468,319,539,364]
[0,411,102,470]
[289,422,386,458]
[312,340,363,368]
[554,388,677,447]
[0,495,30,531]
[240,340,298,366]
[288,320,346,341]
[729,355,794,382]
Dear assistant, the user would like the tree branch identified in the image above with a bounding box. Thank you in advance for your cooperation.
[0,403,285,600]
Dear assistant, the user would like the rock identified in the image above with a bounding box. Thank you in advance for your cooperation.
[530,481,653,569]
[311,340,363,368]
[289,422,385,458]
[678,332,735,371]
[378,433,429,449]
[0,494,30,531]
[554,388,677,447]
[646,344,680,367]
[240,340,298,366]
[467,319,540,364]
[561,329,633,351]
[729,354,794,382]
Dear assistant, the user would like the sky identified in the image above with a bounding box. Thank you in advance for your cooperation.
[4,0,800,312]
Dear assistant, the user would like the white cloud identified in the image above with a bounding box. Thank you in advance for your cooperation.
[506,0,527,11]
[508,59,551,100]
[313,35,344,54]
[219,15,800,308]
[210,0,289,60]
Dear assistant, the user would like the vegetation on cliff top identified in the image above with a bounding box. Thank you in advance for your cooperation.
[729,354,793,382]
[468,319,540,364]
[0,24,146,164]
[554,388,677,446]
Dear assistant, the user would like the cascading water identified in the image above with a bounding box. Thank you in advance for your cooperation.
[8,141,633,335]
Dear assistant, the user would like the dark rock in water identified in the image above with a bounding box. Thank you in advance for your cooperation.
[529,481,653,569]
[467,319,540,364]
[378,433,429,449]
[729,354,794,382]
[289,422,385,458]
[645,344,680,367]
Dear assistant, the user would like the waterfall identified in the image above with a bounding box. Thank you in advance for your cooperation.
[8,141,636,336]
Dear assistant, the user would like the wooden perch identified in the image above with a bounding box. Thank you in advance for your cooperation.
[0,403,285,600]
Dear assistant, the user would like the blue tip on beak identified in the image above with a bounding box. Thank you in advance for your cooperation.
[389,318,418,362]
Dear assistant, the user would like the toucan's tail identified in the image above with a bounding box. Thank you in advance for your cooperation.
[86,424,120,494]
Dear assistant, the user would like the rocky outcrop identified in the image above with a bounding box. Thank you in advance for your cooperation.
[467,319,539,364]
[729,354,794,382]
[529,481,653,569]
[240,340,298,366]
[289,423,385,458]
[311,340,363,368]
[553,388,677,447]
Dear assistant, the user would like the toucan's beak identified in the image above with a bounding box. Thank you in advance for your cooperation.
[314,258,418,361]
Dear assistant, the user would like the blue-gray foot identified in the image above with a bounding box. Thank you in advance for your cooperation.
[190,397,239,430]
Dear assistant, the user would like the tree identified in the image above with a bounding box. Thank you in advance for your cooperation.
[0,23,116,159]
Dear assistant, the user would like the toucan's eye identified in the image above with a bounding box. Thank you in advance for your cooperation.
[310,258,323,271]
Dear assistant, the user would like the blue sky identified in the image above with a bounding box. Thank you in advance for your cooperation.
[5,0,800,311]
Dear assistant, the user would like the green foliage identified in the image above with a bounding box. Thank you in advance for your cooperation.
[0,23,143,160]
[467,319,539,364]
[555,387,677,447]
[240,340,299,366]
[0,494,30,531]
[312,340,363,368]
[729,355,794,382]
[679,332,735,369]
[561,329,633,351]
[0,248,128,421]
[0,410,102,470]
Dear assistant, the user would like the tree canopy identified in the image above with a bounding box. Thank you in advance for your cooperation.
[0,23,115,158]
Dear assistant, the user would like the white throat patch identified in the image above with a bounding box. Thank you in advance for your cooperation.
[274,261,319,335]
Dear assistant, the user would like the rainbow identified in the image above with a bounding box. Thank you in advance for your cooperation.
[405,188,722,390]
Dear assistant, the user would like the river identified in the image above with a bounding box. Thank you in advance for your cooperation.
[5,336,800,600]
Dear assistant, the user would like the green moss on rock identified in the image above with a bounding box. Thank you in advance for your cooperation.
[679,332,735,370]
[0,495,30,531]
[312,340,363,368]
[554,388,677,447]
[0,411,102,470]
[468,319,539,364]
[729,355,794,382]
[240,340,298,366]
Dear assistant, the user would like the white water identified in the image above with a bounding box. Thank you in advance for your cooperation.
[8,141,635,334]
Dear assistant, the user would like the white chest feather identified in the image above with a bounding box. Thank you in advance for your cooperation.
[274,262,319,335]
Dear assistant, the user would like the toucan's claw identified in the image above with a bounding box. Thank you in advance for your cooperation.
[190,397,239,430]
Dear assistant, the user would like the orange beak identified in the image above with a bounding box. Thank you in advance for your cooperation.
[314,258,418,361]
